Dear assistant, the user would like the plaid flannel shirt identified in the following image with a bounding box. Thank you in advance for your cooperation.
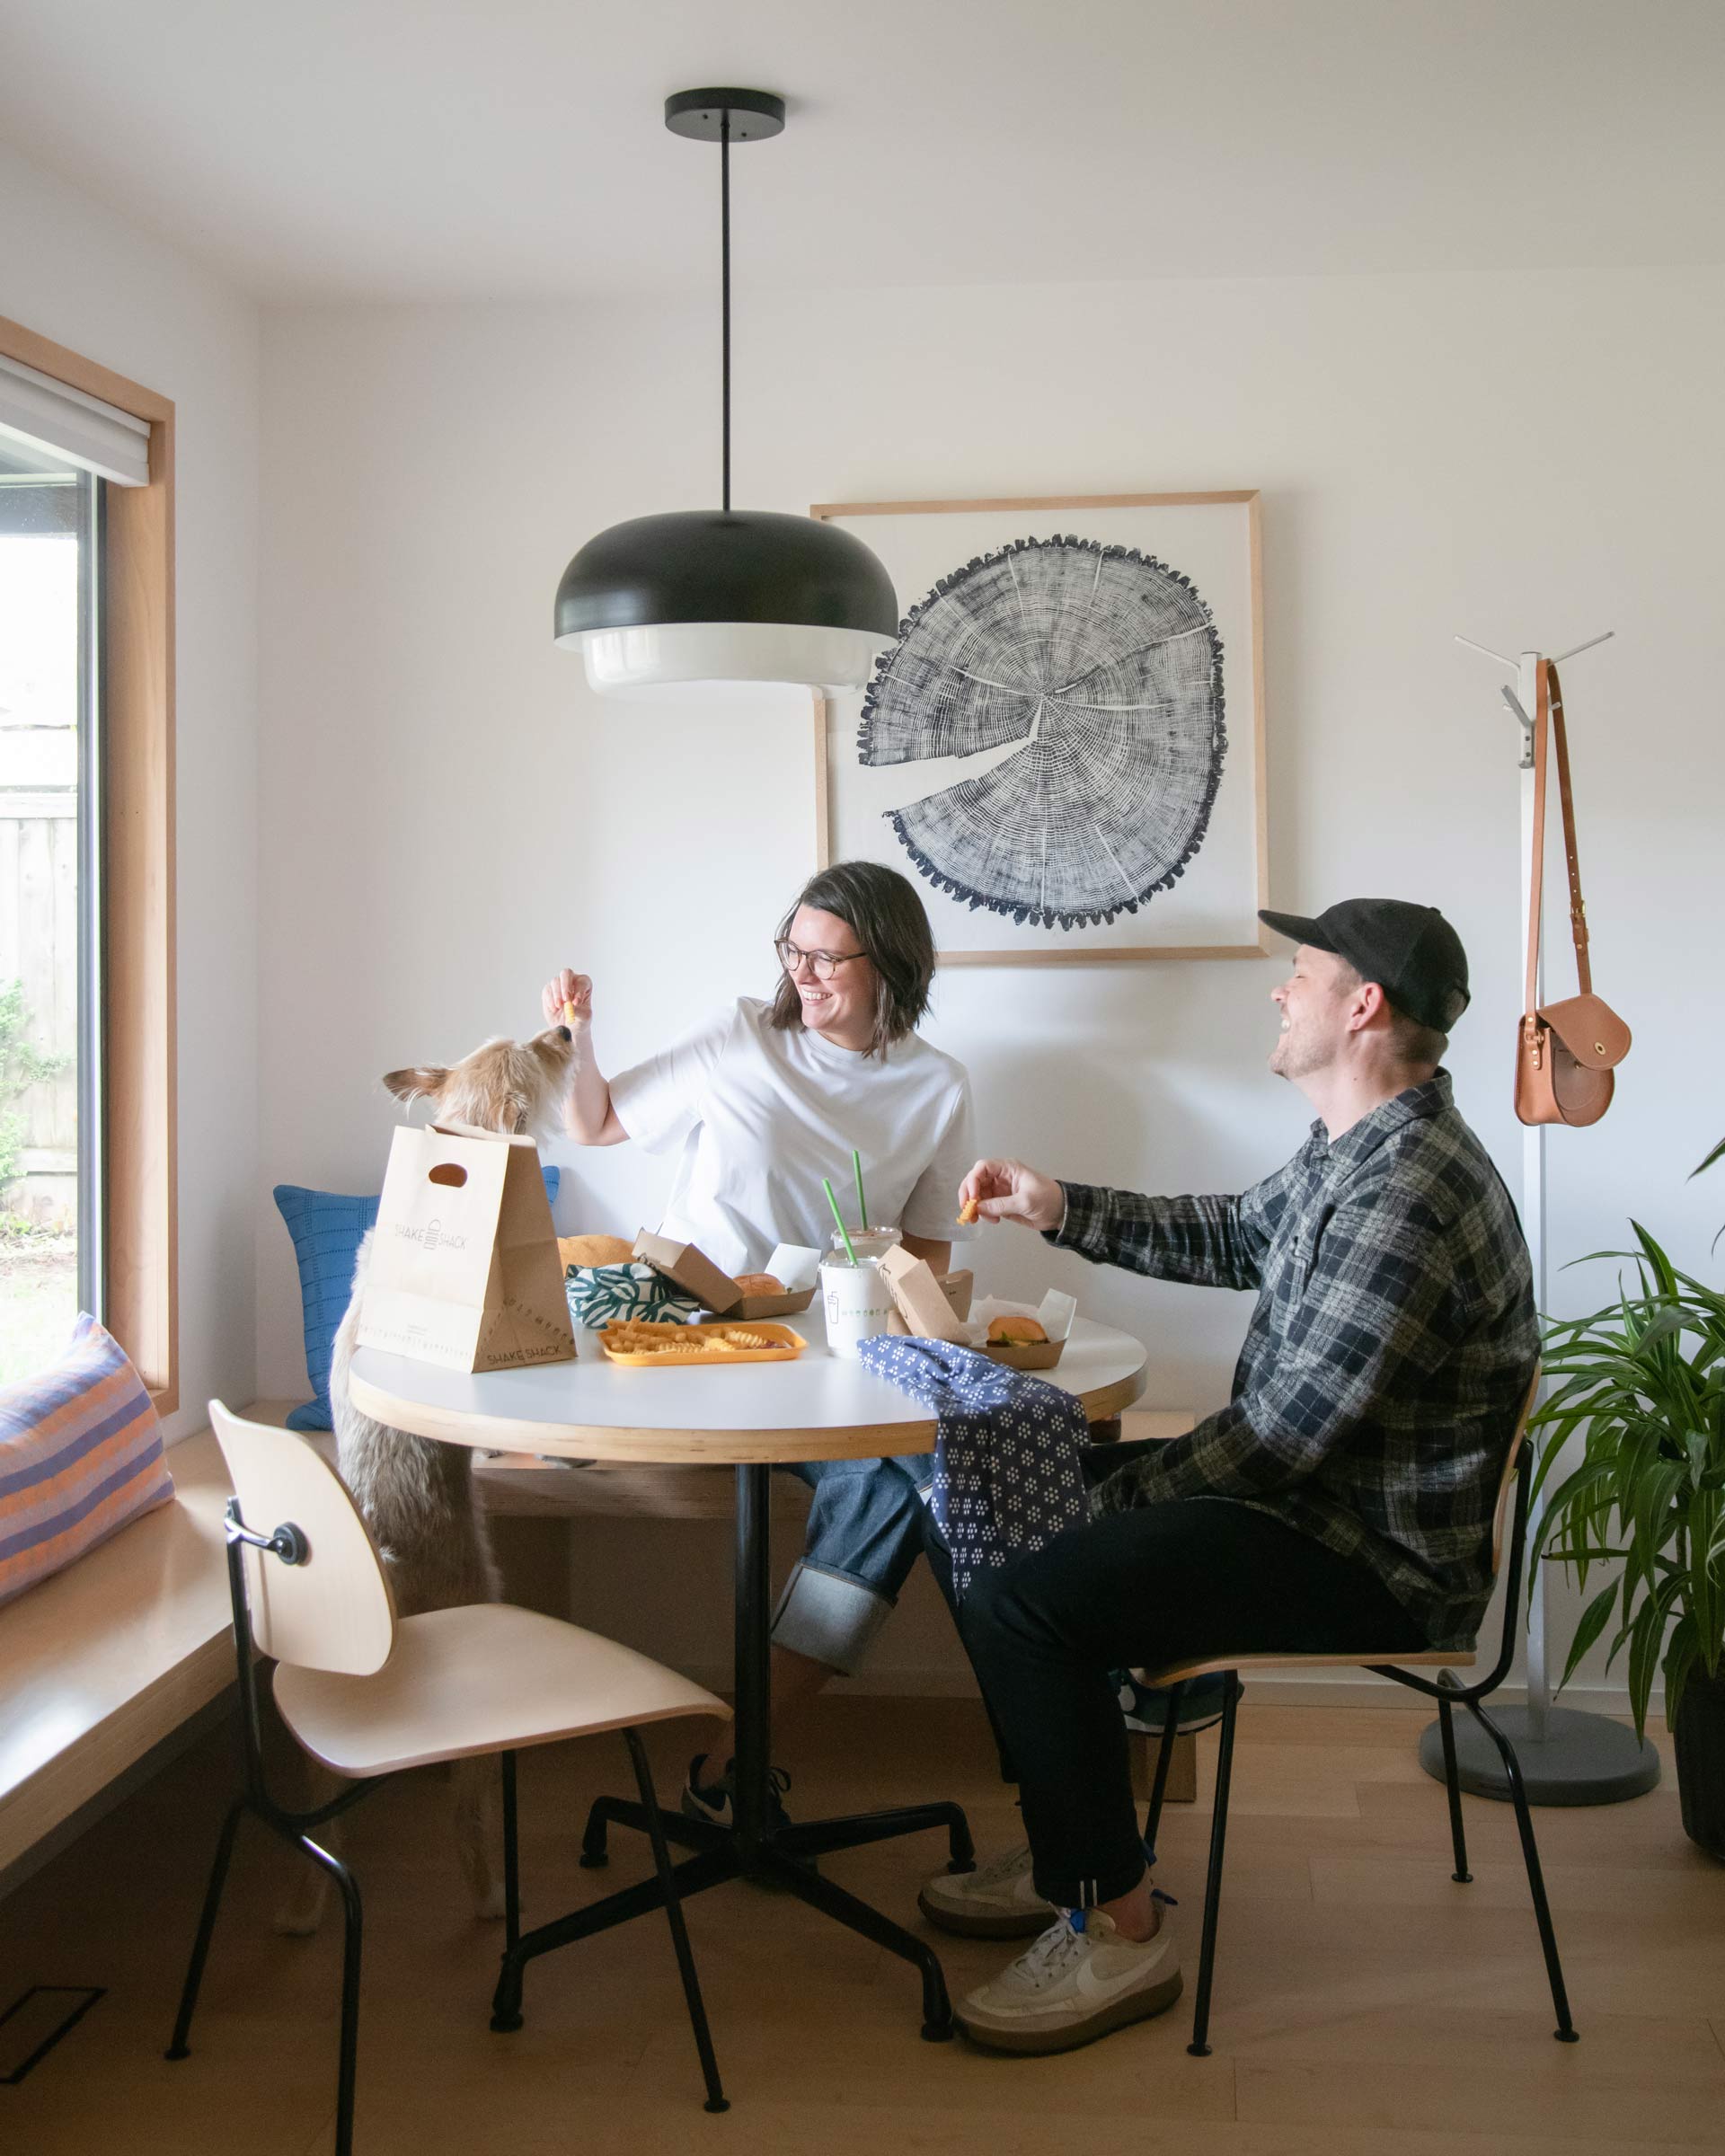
[1053,1074,1536,1648]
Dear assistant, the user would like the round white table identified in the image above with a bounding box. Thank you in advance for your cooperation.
[349,1309,1148,2041]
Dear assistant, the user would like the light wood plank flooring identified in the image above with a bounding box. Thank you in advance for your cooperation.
[3,1696,1721,2153]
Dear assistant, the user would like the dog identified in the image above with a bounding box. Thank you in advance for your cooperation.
[276,1023,579,1934]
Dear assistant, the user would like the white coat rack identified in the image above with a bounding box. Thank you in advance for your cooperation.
[1417,632,1659,1805]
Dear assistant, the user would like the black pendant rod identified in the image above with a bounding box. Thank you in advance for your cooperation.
[721,111,731,515]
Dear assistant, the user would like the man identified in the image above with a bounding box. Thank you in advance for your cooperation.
[927,899,1537,2055]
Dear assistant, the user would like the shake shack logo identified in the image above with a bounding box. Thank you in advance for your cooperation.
[394,1216,469,1252]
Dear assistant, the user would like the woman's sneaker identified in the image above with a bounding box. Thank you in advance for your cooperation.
[918,1843,1055,1939]
[681,1753,794,1833]
[957,1908,1182,2054]
[1114,1669,1235,1735]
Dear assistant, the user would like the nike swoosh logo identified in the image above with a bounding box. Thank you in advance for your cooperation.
[1076,1948,1170,2004]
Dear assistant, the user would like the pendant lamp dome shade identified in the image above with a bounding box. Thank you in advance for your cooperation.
[554,89,899,696]
[555,508,898,694]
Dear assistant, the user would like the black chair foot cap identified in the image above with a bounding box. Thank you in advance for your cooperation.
[921,2019,956,2043]
[1555,2028,1580,2044]
[1187,2042,1212,2057]
[490,2011,524,2033]
[164,2046,190,2062]
[1452,1870,1473,1884]
[704,2098,731,2113]
[579,1851,609,1869]
[946,1859,977,1875]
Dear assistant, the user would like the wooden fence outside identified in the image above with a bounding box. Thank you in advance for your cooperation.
[0,794,78,1208]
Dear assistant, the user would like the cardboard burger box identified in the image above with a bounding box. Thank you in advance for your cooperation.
[971,1289,1077,1371]
[633,1230,820,1320]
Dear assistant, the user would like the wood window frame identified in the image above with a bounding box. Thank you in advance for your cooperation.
[0,314,177,1412]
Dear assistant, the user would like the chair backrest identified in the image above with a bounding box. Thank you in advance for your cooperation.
[208,1402,395,1676]
[1488,1365,1543,1582]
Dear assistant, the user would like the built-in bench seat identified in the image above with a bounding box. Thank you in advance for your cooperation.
[0,1402,1194,1892]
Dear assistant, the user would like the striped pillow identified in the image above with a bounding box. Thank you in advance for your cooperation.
[0,1312,175,1610]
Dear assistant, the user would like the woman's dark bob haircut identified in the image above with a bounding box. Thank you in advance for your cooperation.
[769,861,935,1058]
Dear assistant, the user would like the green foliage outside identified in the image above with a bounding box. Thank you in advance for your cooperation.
[0,976,67,1206]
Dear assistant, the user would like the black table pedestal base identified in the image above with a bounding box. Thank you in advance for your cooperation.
[490,1463,973,2055]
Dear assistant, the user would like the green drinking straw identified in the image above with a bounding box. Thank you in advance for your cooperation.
[823,1178,860,1266]
[852,1147,869,1232]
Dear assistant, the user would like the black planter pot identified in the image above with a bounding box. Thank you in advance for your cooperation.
[1673,1662,1725,1860]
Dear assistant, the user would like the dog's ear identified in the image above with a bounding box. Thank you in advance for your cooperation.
[383,1065,448,1105]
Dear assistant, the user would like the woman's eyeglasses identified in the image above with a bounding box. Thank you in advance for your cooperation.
[775,939,866,982]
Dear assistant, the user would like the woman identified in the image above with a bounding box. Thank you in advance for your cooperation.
[541,860,977,1808]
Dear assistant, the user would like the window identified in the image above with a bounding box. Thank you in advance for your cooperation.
[0,318,176,1408]
[0,442,97,1382]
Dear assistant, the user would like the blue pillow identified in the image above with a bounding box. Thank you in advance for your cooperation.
[273,1166,560,1430]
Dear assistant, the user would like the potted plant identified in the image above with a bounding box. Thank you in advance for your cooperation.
[1530,1172,1725,1859]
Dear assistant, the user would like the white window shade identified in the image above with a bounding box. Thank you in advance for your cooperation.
[0,352,150,487]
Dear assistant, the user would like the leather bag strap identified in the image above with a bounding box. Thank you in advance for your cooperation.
[1525,658,1592,1021]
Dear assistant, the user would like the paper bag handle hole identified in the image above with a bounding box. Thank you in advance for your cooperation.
[428,1163,469,1188]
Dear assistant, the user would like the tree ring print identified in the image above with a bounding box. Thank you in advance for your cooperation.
[857,535,1226,929]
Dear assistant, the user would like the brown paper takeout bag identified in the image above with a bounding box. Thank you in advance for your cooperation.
[357,1121,577,1372]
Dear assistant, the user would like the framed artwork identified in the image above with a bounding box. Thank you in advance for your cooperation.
[813,492,1268,965]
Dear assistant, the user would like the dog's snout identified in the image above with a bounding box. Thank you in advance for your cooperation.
[555,1025,572,1045]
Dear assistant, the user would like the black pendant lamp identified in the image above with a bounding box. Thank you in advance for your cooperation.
[554,90,899,695]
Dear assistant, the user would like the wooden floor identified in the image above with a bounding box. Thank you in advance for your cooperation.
[4,1694,1721,2154]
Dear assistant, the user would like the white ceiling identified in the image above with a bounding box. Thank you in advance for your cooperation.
[2,0,1722,304]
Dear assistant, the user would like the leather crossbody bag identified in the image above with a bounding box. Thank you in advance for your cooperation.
[1514,659,1631,1127]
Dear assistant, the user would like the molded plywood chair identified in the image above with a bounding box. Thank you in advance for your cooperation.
[1136,1374,1578,2056]
[166,1404,732,2152]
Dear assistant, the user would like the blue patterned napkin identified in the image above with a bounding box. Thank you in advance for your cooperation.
[856,1335,1090,1598]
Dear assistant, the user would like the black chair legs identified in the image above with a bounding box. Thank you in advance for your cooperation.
[1466,1701,1579,2042]
[1173,1673,1578,2060]
[1437,1692,1473,1882]
[1187,1675,1241,2058]
[625,1728,729,2111]
[501,1749,521,1957]
[1141,1683,1188,1857]
[167,1806,366,2156]
[296,1837,364,2156]
[164,1797,246,2061]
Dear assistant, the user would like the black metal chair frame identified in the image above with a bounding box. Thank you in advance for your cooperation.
[1139,1451,1579,2058]
[165,1497,727,2156]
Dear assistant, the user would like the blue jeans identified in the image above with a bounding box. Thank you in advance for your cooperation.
[770,1451,934,1674]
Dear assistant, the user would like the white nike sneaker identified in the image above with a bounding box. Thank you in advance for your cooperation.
[918,1842,1056,1940]
[957,1908,1182,2055]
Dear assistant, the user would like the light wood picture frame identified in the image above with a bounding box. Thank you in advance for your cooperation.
[813,491,1268,966]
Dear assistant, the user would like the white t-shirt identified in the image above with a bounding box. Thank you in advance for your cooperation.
[609,997,978,1277]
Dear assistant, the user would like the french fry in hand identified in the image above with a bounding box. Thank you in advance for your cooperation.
[957,1197,981,1226]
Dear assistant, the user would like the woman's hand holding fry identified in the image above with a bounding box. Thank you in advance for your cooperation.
[542,969,594,1029]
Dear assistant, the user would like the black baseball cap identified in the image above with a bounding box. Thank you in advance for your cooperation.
[1258,898,1470,1033]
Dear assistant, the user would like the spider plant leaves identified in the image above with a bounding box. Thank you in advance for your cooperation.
[1690,1135,1725,1180]
[1532,1215,1725,1736]
[1561,1578,1621,1688]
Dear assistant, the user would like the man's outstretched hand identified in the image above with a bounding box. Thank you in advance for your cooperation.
[959,1158,1065,1234]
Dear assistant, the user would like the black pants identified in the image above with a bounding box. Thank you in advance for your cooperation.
[957,1490,1428,1911]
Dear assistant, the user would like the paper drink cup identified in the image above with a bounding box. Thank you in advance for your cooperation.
[820,1256,895,1356]
[830,1225,902,1267]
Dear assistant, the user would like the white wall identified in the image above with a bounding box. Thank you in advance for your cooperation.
[1,142,261,1441]
[258,267,1725,1696]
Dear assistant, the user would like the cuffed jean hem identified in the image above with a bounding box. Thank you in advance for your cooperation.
[770,1559,895,1674]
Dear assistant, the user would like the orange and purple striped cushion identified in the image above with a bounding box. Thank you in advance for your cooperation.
[0,1312,174,1609]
